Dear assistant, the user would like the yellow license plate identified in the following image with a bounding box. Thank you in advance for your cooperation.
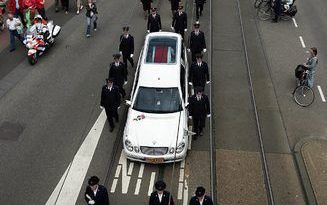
[146,158,164,164]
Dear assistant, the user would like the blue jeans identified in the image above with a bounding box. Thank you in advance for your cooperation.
[86,15,98,35]
[307,72,315,88]
[9,29,23,50]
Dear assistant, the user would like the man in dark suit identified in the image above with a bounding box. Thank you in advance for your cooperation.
[195,0,206,20]
[189,186,213,205]
[189,53,210,90]
[101,78,121,132]
[169,0,180,16]
[108,53,128,98]
[140,0,152,19]
[171,5,187,39]
[188,21,206,62]
[84,176,110,205]
[188,87,210,138]
[119,26,135,68]
[149,180,175,205]
[147,7,162,33]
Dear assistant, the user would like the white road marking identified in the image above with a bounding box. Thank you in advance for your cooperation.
[127,162,134,176]
[299,36,306,48]
[138,163,145,178]
[46,110,107,205]
[180,160,185,169]
[317,85,326,102]
[179,168,184,182]
[183,179,189,205]
[148,172,156,196]
[46,163,71,205]
[119,151,131,194]
[114,165,122,178]
[178,182,184,200]
[134,179,142,195]
[292,18,298,28]
[110,179,118,193]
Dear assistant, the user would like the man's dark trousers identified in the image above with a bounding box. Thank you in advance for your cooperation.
[9,29,23,50]
[105,108,118,129]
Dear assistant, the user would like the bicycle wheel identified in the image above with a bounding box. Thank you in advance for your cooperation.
[257,1,272,20]
[293,85,315,107]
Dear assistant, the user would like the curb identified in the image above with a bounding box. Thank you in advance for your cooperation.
[293,137,327,205]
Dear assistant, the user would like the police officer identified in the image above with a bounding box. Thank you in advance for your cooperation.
[149,180,175,205]
[100,78,121,132]
[189,186,213,205]
[171,5,187,39]
[188,87,210,138]
[272,0,282,22]
[108,53,128,98]
[189,53,210,90]
[119,26,135,68]
[195,0,206,20]
[84,176,110,205]
[188,21,206,62]
[147,7,162,33]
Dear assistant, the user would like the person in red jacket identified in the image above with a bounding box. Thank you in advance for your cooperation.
[7,0,26,27]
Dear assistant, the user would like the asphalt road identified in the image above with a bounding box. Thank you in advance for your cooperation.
[0,0,326,204]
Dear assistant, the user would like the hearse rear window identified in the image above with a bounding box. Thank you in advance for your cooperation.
[145,37,177,64]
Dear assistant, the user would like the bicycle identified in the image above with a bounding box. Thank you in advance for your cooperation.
[254,0,296,21]
[293,66,315,107]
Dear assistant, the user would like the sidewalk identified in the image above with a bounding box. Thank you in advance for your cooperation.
[295,138,327,205]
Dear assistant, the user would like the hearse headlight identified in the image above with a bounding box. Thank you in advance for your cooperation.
[134,146,140,153]
[124,139,133,152]
[176,142,185,153]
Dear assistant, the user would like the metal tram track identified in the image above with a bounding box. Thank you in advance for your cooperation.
[235,0,276,204]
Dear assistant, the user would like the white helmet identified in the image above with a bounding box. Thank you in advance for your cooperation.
[34,14,43,20]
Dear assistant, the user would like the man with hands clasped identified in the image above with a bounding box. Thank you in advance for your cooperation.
[84,176,110,205]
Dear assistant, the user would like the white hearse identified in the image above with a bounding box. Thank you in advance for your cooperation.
[123,32,190,163]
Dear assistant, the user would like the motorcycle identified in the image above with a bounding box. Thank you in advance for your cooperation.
[24,20,61,65]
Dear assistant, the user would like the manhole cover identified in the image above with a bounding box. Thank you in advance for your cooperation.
[0,121,24,141]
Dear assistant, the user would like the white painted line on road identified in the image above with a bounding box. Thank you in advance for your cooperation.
[180,160,185,169]
[183,179,189,205]
[188,126,192,150]
[138,163,145,178]
[179,168,184,182]
[178,182,184,200]
[292,18,298,28]
[46,163,71,205]
[110,179,118,193]
[127,162,134,176]
[134,179,142,195]
[119,151,131,194]
[299,36,306,48]
[46,110,107,205]
[317,85,326,102]
[148,172,156,196]
[114,165,122,178]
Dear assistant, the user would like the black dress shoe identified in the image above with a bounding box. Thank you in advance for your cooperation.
[110,127,114,132]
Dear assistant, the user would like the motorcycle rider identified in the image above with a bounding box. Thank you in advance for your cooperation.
[29,15,49,42]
